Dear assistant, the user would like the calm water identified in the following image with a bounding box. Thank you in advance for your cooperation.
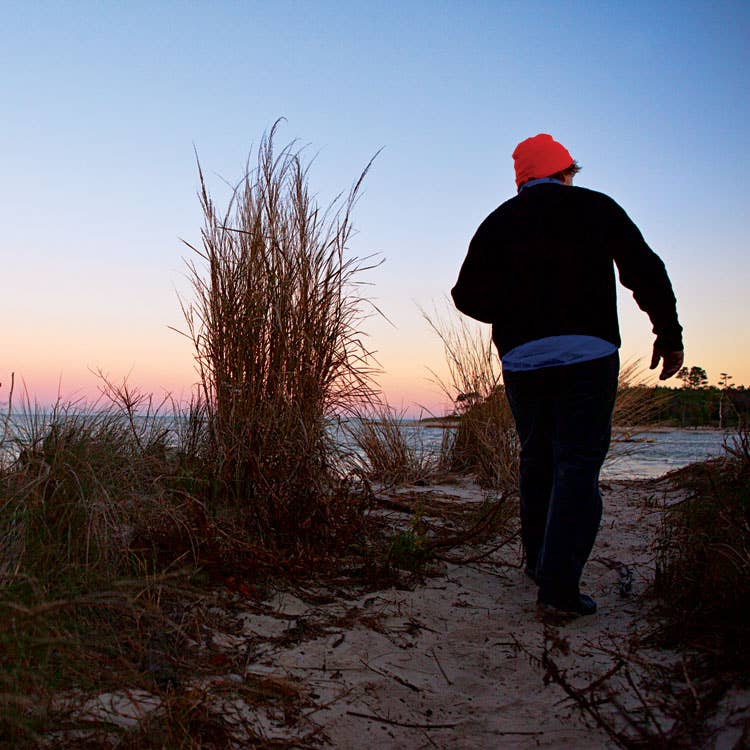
[602,429,730,480]
[411,424,730,481]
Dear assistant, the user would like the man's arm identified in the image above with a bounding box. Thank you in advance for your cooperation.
[609,200,684,360]
[451,223,499,324]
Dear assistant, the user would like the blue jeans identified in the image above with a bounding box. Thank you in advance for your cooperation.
[503,352,619,598]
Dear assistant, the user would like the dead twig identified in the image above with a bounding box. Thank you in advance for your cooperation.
[436,529,520,564]
[346,710,457,730]
[681,655,701,714]
[373,496,417,514]
[429,647,452,686]
[359,657,421,693]
[423,494,507,554]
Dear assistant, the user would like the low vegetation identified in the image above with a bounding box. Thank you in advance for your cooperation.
[0,389,204,746]
[653,427,750,674]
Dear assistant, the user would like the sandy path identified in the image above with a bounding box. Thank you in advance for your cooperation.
[237,477,677,748]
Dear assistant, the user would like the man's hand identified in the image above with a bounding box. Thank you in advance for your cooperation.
[650,346,684,380]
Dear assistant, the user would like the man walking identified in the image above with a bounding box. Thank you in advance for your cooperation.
[451,134,683,616]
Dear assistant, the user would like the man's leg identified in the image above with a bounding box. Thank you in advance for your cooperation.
[537,352,620,606]
[503,369,555,579]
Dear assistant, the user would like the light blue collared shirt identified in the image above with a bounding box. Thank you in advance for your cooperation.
[518,177,564,192]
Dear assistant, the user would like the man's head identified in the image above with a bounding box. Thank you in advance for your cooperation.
[512,133,580,190]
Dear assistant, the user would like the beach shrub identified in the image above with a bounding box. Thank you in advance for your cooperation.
[180,122,378,549]
[653,428,750,672]
[3,408,141,583]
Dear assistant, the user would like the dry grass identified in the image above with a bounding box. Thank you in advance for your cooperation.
[653,429,750,672]
[423,306,518,491]
[178,121,379,549]
[611,359,671,430]
[0,382,194,586]
[0,379,209,745]
[342,404,438,487]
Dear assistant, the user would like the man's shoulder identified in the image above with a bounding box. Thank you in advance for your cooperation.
[565,186,633,224]
[474,196,518,230]
[477,185,624,230]
[568,185,620,207]
[499,184,620,207]
[490,193,521,214]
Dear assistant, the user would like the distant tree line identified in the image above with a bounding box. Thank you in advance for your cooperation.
[619,365,750,428]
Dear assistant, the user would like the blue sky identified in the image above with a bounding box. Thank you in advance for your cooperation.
[1,1,748,411]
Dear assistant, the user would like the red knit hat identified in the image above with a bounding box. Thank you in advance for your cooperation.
[512,134,574,189]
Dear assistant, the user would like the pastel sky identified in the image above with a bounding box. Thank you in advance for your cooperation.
[1,1,748,414]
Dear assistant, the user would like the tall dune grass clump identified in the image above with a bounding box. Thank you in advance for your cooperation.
[180,123,378,548]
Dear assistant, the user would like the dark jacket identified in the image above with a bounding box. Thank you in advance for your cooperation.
[451,183,683,357]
